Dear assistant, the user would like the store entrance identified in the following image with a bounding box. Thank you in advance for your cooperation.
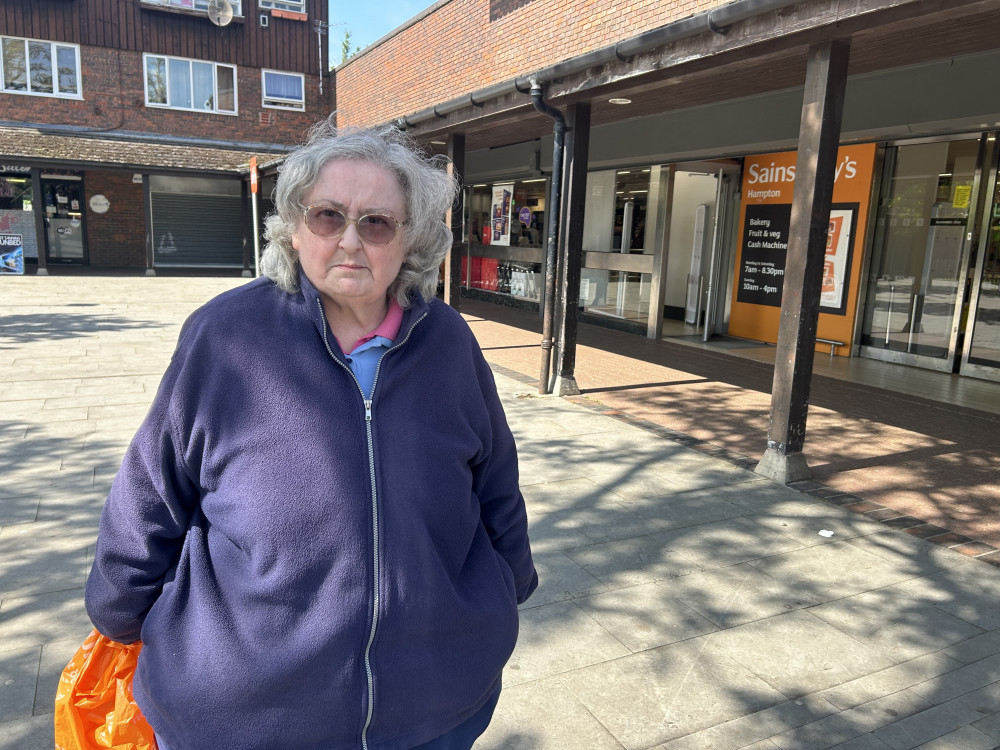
[961,135,1000,380]
[860,137,979,372]
[860,133,1000,381]
[42,177,86,264]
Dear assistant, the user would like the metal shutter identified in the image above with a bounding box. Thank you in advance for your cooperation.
[151,193,243,267]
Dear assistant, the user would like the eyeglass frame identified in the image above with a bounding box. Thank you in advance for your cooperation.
[300,203,409,245]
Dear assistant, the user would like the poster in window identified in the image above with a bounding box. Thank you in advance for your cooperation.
[735,203,857,315]
[736,203,790,308]
[821,207,857,314]
[1,234,24,274]
[490,184,513,247]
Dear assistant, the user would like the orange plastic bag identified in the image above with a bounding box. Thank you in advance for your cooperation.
[54,627,157,750]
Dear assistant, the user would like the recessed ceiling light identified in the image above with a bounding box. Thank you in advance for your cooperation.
[430,140,446,145]
[609,97,632,105]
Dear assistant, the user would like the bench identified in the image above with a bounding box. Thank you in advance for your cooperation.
[816,338,846,359]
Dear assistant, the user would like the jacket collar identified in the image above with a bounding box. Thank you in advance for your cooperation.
[297,267,430,353]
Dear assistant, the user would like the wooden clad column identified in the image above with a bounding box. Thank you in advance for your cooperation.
[444,133,466,311]
[553,101,591,397]
[756,39,850,484]
[30,169,48,275]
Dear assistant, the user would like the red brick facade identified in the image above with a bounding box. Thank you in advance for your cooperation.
[335,0,722,127]
[83,171,147,268]
[2,47,323,145]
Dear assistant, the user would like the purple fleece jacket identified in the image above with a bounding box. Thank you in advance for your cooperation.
[85,273,538,749]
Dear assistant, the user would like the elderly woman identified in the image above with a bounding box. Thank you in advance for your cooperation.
[85,121,537,750]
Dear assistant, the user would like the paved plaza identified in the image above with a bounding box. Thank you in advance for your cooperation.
[2,276,1000,749]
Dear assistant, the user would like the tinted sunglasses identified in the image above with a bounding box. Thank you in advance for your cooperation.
[302,204,406,245]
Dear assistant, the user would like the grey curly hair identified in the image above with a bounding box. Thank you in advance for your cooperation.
[261,119,458,307]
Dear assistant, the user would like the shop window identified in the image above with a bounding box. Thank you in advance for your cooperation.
[144,54,237,114]
[1,36,81,98]
[262,70,305,110]
[260,0,306,13]
[613,169,650,252]
[0,171,38,268]
[142,0,244,15]
[463,179,547,301]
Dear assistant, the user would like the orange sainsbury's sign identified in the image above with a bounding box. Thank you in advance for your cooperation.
[728,143,877,350]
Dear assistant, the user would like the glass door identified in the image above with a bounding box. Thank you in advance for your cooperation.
[860,137,983,371]
[42,177,86,263]
[961,134,1000,381]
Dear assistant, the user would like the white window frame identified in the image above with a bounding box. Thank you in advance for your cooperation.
[1,36,82,99]
[259,0,306,13]
[261,69,305,111]
[143,53,238,115]
[142,0,244,15]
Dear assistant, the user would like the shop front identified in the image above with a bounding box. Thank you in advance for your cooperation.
[0,167,89,272]
[458,156,743,341]
[860,133,1000,382]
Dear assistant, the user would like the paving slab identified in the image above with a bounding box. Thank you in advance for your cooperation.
[3,276,1000,748]
[705,609,896,698]
[478,676,626,749]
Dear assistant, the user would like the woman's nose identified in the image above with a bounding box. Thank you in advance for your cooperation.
[338,221,365,250]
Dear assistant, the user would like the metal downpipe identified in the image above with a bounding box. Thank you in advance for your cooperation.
[530,78,565,395]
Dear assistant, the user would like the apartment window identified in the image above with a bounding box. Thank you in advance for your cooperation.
[259,0,306,12]
[143,0,244,14]
[262,70,304,110]
[144,54,237,114]
[1,36,81,98]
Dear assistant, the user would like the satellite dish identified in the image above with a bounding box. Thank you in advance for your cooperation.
[207,0,234,26]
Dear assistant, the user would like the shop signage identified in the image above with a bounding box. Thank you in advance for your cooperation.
[728,143,877,347]
[89,194,110,214]
[1,233,24,275]
[0,165,31,174]
[518,206,532,225]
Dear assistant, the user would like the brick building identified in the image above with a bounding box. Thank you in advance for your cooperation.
[334,0,1000,388]
[0,0,332,274]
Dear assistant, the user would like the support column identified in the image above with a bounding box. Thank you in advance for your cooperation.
[142,176,156,276]
[553,102,591,396]
[241,180,253,278]
[444,133,466,311]
[756,39,850,484]
[30,169,48,275]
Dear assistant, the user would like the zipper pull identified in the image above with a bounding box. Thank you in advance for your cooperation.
[365,399,372,422]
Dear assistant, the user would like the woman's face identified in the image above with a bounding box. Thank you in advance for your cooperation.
[293,159,408,314]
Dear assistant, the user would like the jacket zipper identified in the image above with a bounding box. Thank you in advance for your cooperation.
[316,297,427,749]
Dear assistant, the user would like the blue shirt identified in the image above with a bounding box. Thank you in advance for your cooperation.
[345,335,392,398]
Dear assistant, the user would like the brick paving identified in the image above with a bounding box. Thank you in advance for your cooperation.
[462,299,1000,558]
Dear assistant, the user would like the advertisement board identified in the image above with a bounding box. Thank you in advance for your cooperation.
[728,143,876,351]
[1,233,24,274]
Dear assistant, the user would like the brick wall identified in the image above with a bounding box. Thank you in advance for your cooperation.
[84,171,147,268]
[335,0,724,127]
[1,47,326,145]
